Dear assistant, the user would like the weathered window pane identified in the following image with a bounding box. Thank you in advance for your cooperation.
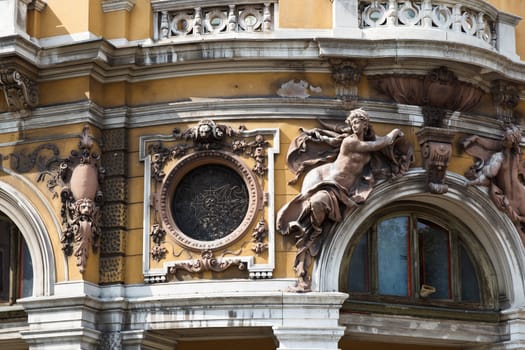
[20,239,33,298]
[460,245,481,302]
[418,219,451,299]
[348,233,369,293]
[377,216,409,296]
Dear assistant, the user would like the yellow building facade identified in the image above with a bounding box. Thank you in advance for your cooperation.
[1,0,525,349]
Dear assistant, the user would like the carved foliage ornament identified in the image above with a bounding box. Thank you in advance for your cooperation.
[0,68,38,117]
[31,126,105,274]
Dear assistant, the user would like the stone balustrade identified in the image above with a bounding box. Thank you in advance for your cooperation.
[359,0,497,47]
[151,0,275,41]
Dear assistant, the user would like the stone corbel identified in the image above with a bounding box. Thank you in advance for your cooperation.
[0,68,38,118]
[329,59,364,107]
[492,80,520,124]
[416,127,454,194]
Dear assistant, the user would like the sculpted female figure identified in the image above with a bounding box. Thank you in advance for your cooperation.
[277,108,413,292]
[464,126,525,244]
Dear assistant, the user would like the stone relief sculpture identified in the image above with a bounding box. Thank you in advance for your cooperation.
[463,126,525,245]
[277,108,414,292]
[34,126,104,273]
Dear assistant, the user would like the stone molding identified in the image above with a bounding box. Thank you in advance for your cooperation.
[101,0,135,13]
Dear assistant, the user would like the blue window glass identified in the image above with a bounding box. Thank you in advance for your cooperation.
[377,216,409,296]
[418,219,451,299]
[347,233,369,293]
[460,245,480,302]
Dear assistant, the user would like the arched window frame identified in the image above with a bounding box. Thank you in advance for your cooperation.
[0,214,33,304]
[0,179,56,299]
[313,171,525,324]
[340,201,499,313]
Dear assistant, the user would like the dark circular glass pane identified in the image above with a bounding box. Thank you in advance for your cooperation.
[172,164,249,241]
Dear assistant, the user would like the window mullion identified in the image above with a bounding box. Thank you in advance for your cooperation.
[371,226,378,295]
[410,214,419,301]
[8,224,18,305]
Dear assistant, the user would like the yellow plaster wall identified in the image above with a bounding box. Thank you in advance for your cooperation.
[39,77,91,106]
[103,10,130,40]
[127,73,333,105]
[128,0,152,41]
[278,0,332,29]
[38,0,90,38]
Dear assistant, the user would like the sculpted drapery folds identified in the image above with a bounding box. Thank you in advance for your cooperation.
[277,108,414,292]
[463,126,525,245]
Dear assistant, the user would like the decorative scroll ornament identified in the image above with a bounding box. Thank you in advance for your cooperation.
[35,126,104,274]
[417,127,454,194]
[277,108,414,292]
[168,249,246,280]
[463,126,525,245]
[0,68,38,118]
[329,59,364,106]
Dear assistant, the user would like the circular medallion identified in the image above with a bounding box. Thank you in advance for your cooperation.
[160,151,261,250]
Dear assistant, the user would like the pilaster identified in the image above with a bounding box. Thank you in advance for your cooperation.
[18,295,101,350]
[273,292,347,350]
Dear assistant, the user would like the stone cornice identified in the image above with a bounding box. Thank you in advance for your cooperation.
[1,97,510,142]
[1,32,525,87]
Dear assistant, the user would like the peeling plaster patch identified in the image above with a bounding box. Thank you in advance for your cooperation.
[277,80,322,98]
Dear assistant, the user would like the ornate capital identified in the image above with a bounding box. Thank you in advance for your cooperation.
[0,68,38,117]
[417,127,454,194]
[329,59,364,106]
[492,80,520,124]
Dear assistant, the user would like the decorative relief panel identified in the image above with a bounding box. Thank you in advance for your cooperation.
[140,119,279,283]
[152,0,275,41]
[359,0,496,47]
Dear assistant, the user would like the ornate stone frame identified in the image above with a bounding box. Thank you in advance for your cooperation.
[159,150,262,251]
[139,126,280,283]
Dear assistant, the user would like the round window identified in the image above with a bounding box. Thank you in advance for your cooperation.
[160,151,261,250]
[172,164,249,242]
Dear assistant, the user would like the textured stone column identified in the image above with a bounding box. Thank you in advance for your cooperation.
[100,128,128,284]
[273,292,347,350]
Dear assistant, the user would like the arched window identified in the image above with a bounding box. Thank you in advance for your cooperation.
[0,214,33,304]
[340,202,498,313]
